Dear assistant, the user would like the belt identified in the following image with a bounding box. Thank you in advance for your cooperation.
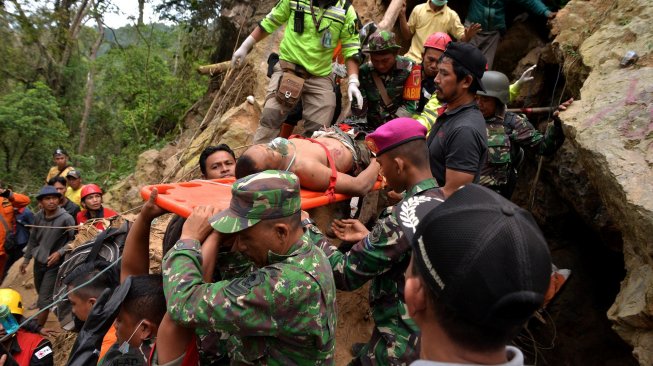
[279,60,311,79]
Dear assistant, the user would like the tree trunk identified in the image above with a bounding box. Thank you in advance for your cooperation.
[138,0,145,26]
[78,7,104,154]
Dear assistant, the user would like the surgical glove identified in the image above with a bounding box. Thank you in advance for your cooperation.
[516,65,536,88]
[348,75,363,109]
[231,36,256,68]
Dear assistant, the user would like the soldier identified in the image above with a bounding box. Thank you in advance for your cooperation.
[308,117,445,365]
[162,170,337,365]
[351,30,419,131]
[399,184,551,365]
[231,0,364,144]
[476,71,572,198]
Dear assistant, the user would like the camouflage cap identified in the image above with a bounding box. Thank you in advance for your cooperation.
[209,170,301,233]
[362,30,401,53]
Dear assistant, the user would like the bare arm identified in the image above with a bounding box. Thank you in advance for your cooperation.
[251,25,269,42]
[442,168,475,198]
[398,2,412,40]
[297,159,380,197]
[121,189,167,283]
[155,313,195,364]
[346,57,359,77]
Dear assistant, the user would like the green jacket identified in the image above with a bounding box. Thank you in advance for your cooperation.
[260,0,360,76]
[162,232,337,365]
[465,0,552,32]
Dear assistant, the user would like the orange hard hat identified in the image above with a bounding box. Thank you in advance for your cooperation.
[423,32,452,52]
[80,183,103,201]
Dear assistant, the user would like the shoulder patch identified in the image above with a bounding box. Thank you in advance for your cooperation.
[368,223,383,243]
[35,345,53,359]
[225,272,265,298]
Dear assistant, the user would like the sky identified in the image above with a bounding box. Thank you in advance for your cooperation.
[103,0,165,28]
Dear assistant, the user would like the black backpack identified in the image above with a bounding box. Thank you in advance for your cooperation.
[52,223,129,330]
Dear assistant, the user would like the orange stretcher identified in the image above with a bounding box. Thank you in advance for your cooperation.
[141,178,383,218]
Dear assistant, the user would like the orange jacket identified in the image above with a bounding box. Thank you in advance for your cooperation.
[1,192,30,254]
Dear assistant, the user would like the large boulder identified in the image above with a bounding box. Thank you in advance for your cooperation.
[551,0,653,362]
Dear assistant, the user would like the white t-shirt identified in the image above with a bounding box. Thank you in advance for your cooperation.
[410,346,524,366]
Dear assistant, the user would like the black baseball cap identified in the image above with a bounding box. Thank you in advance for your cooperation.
[442,42,487,92]
[398,184,551,331]
[66,169,81,179]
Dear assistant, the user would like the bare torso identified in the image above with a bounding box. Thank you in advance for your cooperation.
[289,137,354,174]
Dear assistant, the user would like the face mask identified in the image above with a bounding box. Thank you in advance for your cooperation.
[431,0,447,6]
[268,137,296,170]
[118,319,145,354]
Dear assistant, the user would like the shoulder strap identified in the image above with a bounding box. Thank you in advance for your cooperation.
[371,72,394,110]
[54,165,72,179]
[86,227,114,263]
[290,135,338,203]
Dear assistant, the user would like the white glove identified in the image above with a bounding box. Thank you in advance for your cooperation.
[231,36,256,68]
[348,75,363,109]
[516,64,536,87]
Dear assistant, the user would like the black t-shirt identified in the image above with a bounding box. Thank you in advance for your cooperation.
[426,102,487,186]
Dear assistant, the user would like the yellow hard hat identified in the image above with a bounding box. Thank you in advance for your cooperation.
[0,289,23,316]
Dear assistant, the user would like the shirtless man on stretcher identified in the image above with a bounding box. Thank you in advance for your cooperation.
[236,127,381,197]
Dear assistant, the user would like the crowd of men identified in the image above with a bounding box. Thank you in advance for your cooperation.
[0,0,573,364]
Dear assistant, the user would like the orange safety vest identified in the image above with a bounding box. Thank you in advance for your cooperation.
[13,329,48,366]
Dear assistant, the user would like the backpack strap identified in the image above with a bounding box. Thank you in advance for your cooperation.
[86,227,115,263]
[371,71,397,115]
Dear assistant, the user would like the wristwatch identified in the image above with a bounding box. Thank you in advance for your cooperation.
[301,218,316,228]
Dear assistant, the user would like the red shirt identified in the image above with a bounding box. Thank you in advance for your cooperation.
[76,207,118,230]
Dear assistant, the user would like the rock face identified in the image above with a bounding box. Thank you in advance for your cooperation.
[552,0,653,363]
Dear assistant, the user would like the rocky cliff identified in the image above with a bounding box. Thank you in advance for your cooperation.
[551,0,653,363]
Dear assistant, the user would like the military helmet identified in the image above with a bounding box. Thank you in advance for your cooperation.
[476,71,510,105]
[0,289,23,316]
[362,30,401,53]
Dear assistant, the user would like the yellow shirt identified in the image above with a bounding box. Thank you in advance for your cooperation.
[45,165,74,183]
[66,186,83,206]
[405,3,465,63]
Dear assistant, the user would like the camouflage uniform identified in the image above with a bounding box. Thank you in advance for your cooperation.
[162,170,337,365]
[480,111,564,197]
[351,31,418,130]
[313,178,445,365]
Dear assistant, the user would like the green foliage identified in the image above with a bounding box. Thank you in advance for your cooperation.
[1,4,214,196]
[0,82,69,189]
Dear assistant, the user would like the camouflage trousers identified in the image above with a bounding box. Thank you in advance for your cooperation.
[349,319,419,366]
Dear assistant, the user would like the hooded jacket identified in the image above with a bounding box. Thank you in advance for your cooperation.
[23,207,75,264]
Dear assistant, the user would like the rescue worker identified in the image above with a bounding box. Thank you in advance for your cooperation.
[0,289,54,366]
[427,42,488,198]
[399,184,551,366]
[417,32,451,113]
[312,117,445,365]
[350,30,419,131]
[399,0,480,63]
[45,148,74,184]
[0,183,30,281]
[20,186,75,326]
[198,144,236,179]
[47,177,80,221]
[232,0,364,144]
[476,71,571,198]
[64,170,84,206]
[162,170,337,364]
[465,0,556,69]
[76,184,118,231]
